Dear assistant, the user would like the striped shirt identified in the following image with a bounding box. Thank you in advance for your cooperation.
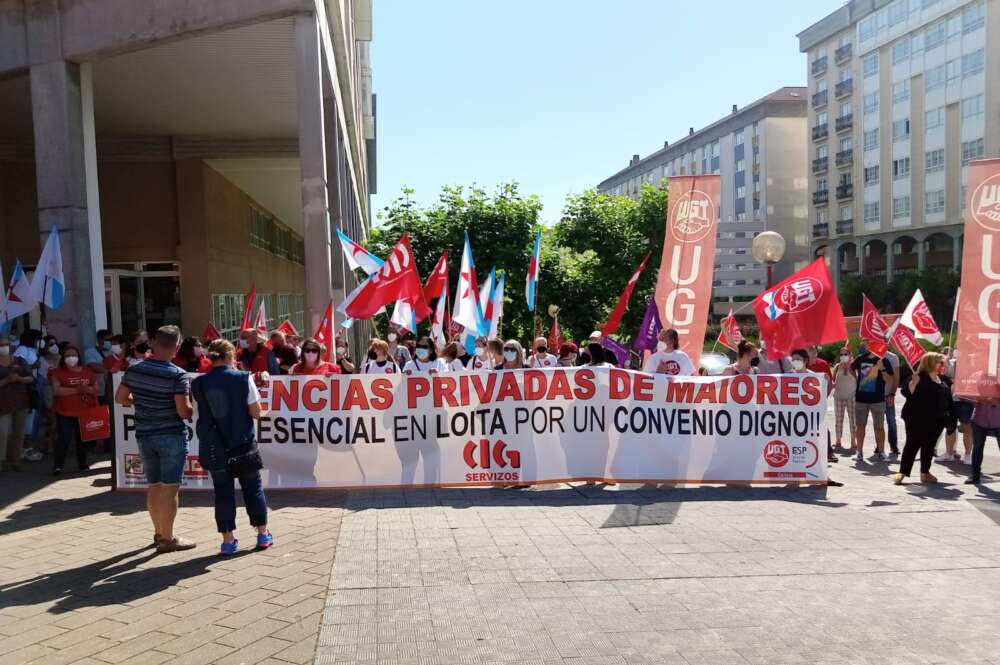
[122,359,189,437]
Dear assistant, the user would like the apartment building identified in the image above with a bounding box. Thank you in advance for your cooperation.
[596,88,810,316]
[0,0,377,360]
[799,0,991,288]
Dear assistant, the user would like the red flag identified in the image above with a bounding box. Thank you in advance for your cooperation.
[718,309,743,351]
[202,323,221,342]
[754,258,847,360]
[859,294,889,358]
[890,322,926,367]
[240,282,256,331]
[313,300,335,362]
[547,317,564,352]
[601,252,651,336]
[422,250,449,301]
[344,234,431,321]
[254,301,268,333]
[277,319,298,338]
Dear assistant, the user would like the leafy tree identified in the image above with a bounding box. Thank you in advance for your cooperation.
[839,269,959,326]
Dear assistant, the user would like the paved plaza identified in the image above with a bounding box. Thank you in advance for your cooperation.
[1,407,999,665]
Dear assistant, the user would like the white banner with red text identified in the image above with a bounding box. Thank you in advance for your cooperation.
[113,370,829,490]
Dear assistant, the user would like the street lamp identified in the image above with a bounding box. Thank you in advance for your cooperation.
[751,231,786,288]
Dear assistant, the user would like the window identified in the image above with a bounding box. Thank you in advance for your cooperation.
[924,21,945,50]
[840,136,853,152]
[863,53,879,77]
[888,0,907,26]
[946,58,961,82]
[839,33,851,48]
[816,79,828,93]
[864,165,880,185]
[925,106,944,129]
[735,131,744,145]
[839,67,852,83]
[864,202,880,225]
[840,205,852,221]
[864,128,880,151]
[925,64,945,91]
[816,178,828,192]
[925,190,945,214]
[921,0,941,10]
[816,209,830,225]
[816,111,828,126]
[736,158,746,171]
[892,39,910,64]
[963,49,985,78]
[947,12,962,37]
[892,196,911,219]
[816,145,828,159]
[892,118,910,142]
[736,185,746,198]
[910,31,923,54]
[962,138,984,164]
[863,92,879,115]
[925,148,945,172]
[892,80,910,103]
[962,94,984,119]
[860,15,876,41]
[840,101,853,117]
[963,2,985,32]
[893,157,911,179]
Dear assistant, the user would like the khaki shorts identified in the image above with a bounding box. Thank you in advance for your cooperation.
[854,401,886,430]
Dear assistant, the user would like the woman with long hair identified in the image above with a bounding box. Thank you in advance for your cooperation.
[723,340,759,376]
[49,345,99,475]
[499,340,527,370]
[291,339,341,375]
[403,336,445,375]
[893,352,955,485]
[173,337,211,373]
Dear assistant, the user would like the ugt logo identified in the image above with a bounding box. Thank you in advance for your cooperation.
[763,440,790,468]
[463,439,520,470]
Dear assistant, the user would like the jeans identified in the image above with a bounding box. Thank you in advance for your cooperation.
[55,414,89,471]
[886,398,898,453]
[210,469,268,533]
[136,432,189,485]
[0,409,28,464]
[971,423,1000,480]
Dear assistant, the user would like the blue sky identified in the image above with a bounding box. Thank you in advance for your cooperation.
[370,0,842,225]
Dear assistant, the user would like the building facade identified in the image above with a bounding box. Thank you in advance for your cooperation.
[596,88,810,316]
[799,0,991,288]
[0,0,376,358]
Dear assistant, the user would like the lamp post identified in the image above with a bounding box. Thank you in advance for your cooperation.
[751,231,786,288]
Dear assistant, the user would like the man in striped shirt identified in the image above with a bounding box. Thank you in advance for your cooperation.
[116,325,195,553]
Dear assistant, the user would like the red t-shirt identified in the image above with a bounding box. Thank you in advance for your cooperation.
[103,355,129,374]
[808,358,833,393]
[291,362,341,376]
[50,367,98,417]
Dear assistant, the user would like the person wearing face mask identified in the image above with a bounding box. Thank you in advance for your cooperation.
[29,338,63,459]
[468,338,491,371]
[832,347,857,452]
[527,337,558,369]
[82,329,115,454]
[237,330,279,382]
[723,340,759,375]
[790,348,845,485]
[403,337,446,375]
[558,342,579,368]
[173,337,211,373]
[499,340,528,370]
[290,339,340,375]
[334,340,355,374]
[386,330,411,368]
[50,345,99,475]
[439,342,467,372]
[362,340,400,374]
[851,343,894,462]
[642,329,694,376]
[0,334,35,471]
[269,331,298,375]
[893,353,954,485]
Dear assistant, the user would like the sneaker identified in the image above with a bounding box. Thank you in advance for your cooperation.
[220,539,239,556]
[156,537,197,554]
[889,451,899,460]
[934,453,952,462]
[891,473,905,485]
[962,455,973,465]
[873,452,887,462]
[854,451,864,462]
[256,531,274,550]
[21,449,43,462]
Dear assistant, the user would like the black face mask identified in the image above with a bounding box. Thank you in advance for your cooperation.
[367,350,377,360]
[537,347,547,354]
[750,357,760,367]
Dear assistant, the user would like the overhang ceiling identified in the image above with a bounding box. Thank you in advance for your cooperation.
[206,157,302,234]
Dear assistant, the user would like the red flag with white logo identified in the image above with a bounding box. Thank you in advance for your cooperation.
[313,300,335,361]
[344,234,430,321]
[899,289,943,345]
[422,250,449,302]
[602,252,651,336]
[753,258,847,361]
[718,309,743,351]
[889,322,926,367]
[276,319,298,338]
[859,294,889,358]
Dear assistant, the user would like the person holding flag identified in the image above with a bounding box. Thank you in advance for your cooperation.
[893,353,954,485]
[851,344,894,462]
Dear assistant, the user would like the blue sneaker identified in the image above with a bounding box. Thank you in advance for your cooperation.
[220,539,239,556]
[256,531,274,550]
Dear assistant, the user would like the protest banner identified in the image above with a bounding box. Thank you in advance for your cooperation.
[114,369,828,490]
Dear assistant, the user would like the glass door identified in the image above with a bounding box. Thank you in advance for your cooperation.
[104,269,144,336]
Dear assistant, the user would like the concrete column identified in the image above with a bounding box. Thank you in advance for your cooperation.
[857,241,865,276]
[29,59,104,348]
[952,233,961,270]
[323,71,348,316]
[917,237,927,271]
[295,13,333,336]
[885,240,894,282]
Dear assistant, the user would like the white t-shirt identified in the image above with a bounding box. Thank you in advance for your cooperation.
[444,358,466,372]
[403,358,446,375]
[642,350,694,376]
[528,352,559,369]
[247,374,261,404]
[470,356,493,372]
[363,359,399,374]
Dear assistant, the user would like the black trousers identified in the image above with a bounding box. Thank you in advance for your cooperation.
[899,421,944,476]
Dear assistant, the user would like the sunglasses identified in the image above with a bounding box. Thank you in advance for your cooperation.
[503,347,516,352]
[303,348,320,354]
[417,346,431,351]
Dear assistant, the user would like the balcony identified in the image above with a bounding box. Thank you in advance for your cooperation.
[836,183,854,199]
[812,157,829,174]
[835,43,852,63]
[811,123,828,141]
[835,113,853,133]
[835,78,853,98]
[836,218,854,235]
[812,90,828,108]
[836,149,853,168]
[811,56,828,77]
[813,189,829,205]
[812,222,830,239]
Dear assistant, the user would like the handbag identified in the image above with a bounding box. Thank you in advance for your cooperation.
[78,404,111,442]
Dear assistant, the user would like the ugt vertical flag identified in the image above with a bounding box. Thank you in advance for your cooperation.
[27,227,65,309]
[601,252,651,336]
[525,230,541,312]
[753,258,847,360]
[653,176,720,367]
[954,159,1000,398]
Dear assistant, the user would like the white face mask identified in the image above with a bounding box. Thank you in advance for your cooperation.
[0,345,9,356]
[475,347,486,358]
[416,348,431,360]
[840,354,849,362]
[503,350,518,362]
[336,346,347,357]
[239,339,249,349]
[656,341,668,352]
[111,344,122,356]
[387,333,398,342]
[65,356,80,367]
[47,345,59,355]
[792,359,805,371]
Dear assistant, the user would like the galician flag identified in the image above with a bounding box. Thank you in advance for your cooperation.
[337,228,384,275]
[390,299,418,335]
[430,291,448,348]
[27,227,65,309]
[479,267,496,327]
[452,232,484,335]
[488,273,505,338]
[525,230,541,312]
[2,260,36,323]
